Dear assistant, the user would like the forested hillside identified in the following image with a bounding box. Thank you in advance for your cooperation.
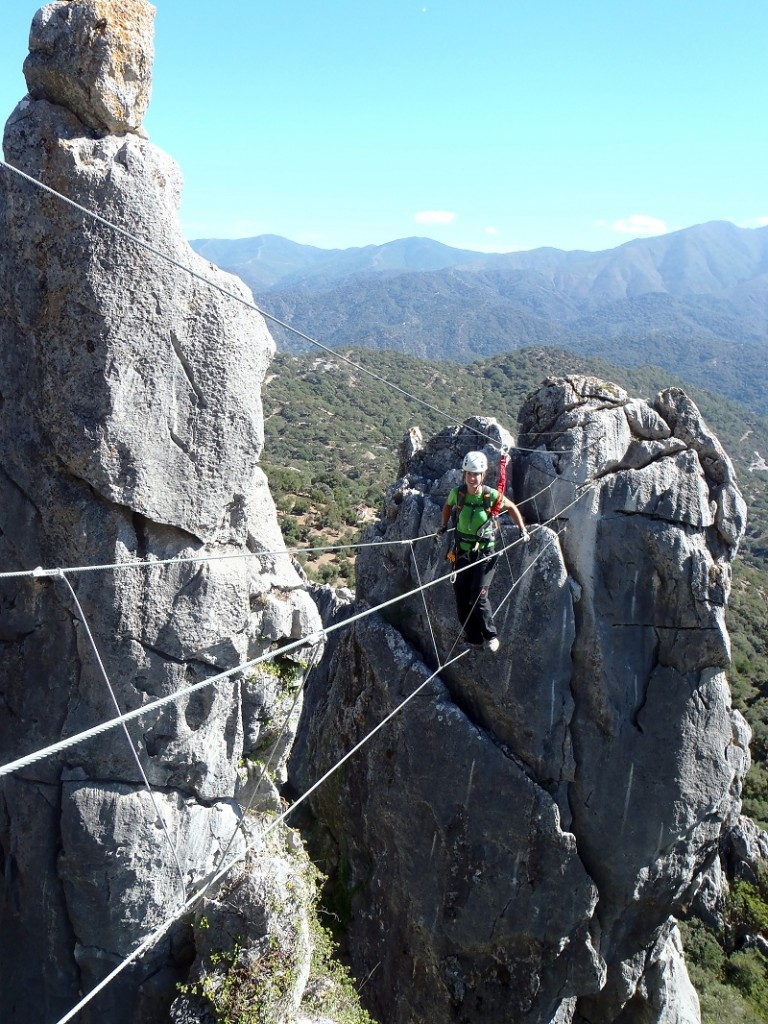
[262,346,768,1020]
[257,284,768,415]
[194,224,768,417]
[263,346,768,569]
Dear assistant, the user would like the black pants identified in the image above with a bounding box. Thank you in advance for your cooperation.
[453,549,498,644]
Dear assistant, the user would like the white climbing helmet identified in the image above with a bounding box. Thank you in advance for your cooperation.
[461,451,488,473]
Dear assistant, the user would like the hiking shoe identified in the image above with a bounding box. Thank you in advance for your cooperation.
[485,637,500,653]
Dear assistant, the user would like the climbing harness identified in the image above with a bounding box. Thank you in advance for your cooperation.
[449,447,511,558]
[448,482,498,562]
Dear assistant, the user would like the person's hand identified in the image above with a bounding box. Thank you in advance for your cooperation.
[436,526,447,538]
[521,527,530,543]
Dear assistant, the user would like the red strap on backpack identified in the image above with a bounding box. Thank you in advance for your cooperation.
[491,451,509,516]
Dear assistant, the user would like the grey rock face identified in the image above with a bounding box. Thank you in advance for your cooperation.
[721,815,768,886]
[0,7,321,1023]
[3,101,269,544]
[302,615,604,1023]
[294,390,748,1023]
[24,0,156,134]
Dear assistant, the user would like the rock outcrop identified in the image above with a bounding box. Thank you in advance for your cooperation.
[293,380,749,1023]
[0,4,323,1023]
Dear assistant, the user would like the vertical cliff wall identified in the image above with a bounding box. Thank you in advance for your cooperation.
[0,3,321,1022]
[294,381,749,1024]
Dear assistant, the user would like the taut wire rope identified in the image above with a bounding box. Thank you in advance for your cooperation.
[0,159,493,451]
[0,531,520,781]
[0,157,595,458]
[409,539,441,665]
[0,466,582,582]
[0,465,577,582]
[57,570,188,904]
[0,531,439,582]
[53,645,470,1024]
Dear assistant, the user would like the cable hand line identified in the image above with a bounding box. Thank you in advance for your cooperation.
[0,527,532,781]
[0,157,596,457]
[0,159,499,450]
[0,531,438,581]
[0,466,587,582]
[0,467,575,581]
[42,483,596,1023]
[58,571,187,905]
[0,475,576,581]
[52,644,470,1024]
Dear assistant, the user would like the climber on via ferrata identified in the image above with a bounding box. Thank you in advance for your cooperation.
[437,450,529,652]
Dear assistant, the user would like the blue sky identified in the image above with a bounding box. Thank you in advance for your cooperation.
[1,1,766,253]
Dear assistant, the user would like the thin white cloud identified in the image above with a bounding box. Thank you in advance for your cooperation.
[611,214,668,236]
[756,216,768,226]
[485,226,499,236]
[414,210,456,225]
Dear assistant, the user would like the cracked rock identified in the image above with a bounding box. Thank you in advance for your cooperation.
[0,6,322,1021]
[292,379,748,1024]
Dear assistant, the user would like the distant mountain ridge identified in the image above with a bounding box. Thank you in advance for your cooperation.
[191,234,488,292]
[192,221,768,309]
[190,222,768,412]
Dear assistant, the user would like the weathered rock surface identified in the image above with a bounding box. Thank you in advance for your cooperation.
[721,814,768,886]
[0,5,323,1023]
[170,832,314,1024]
[25,0,155,134]
[293,384,749,1023]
